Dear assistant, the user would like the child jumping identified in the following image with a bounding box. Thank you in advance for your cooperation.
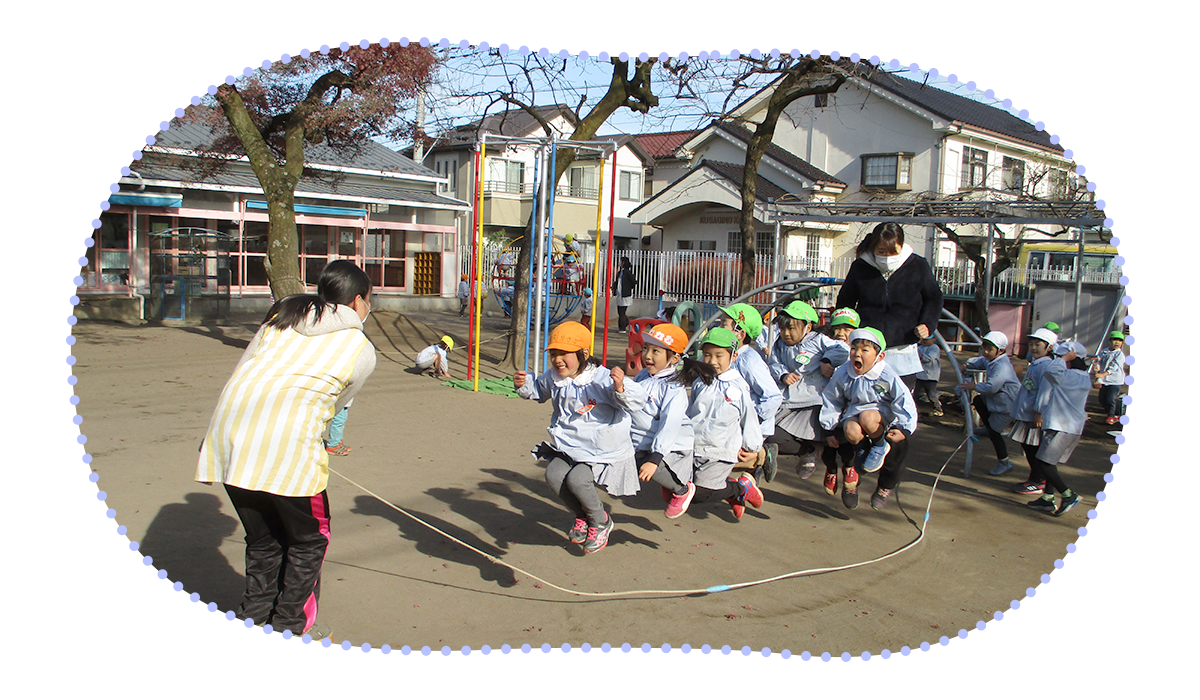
[514,322,647,554]
[680,327,765,519]
[961,331,1020,476]
[819,327,918,510]
[1092,330,1127,424]
[415,336,454,379]
[628,323,696,519]
[1006,327,1058,495]
[914,336,943,417]
[717,303,782,481]
[767,302,852,489]
[1022,341,1089,516]
[196,260,377,641]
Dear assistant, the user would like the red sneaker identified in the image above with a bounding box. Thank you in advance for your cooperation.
[738,473,764,509]
[824,470,838,496]
[664,483,696,519]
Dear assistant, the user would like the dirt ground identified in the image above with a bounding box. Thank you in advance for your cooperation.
[72,309,1118,654]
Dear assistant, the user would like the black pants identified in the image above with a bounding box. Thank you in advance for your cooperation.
[825,427,910,490]
[1022,443,1069,496]
[617,304,630,330]
[973,395,1009,460]
[693,480,740,503]
[1098,385,1122,418]
[224,484,330,634]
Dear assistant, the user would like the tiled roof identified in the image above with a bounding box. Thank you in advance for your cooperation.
[431,104,580,149]
[633,130,699,159]
[132,157,469,209]
[700,160,792,201]
[713,122,846,186]
[157,118,440,177]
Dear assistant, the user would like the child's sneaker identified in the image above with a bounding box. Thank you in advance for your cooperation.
[823,470,838,496]
[870,487,892,510]
[860,442,891,473]
[796,455,817,480]
[725,478,747,518]
[738,473,764,509]
[989,458,1013,476]
[231,619,265,643]
[266,619,331,653]
[568,518,589,544]
[583,514,614,554]
[664,482,696,519]
[1053,492,1081,517]
[763,443,779,482]
[930,409,944,417]
[1026,496,1057,513]
[1011,480,1046,495]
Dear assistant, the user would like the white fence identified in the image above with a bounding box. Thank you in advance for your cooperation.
[459,245,1123,308]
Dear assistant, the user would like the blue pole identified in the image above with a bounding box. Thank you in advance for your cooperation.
[542,139,558,370]
[523,146,541,373]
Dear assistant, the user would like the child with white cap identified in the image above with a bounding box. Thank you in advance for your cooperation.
[415,335,455,379]
[914,336,943,417]
[961,331,1020,476]
[1006,327,1058,495]
[628,322,696,519]
[1022,341,1089,516]
[514,322,647,554]
[819,327,918,509]
[1092,330,1127,424]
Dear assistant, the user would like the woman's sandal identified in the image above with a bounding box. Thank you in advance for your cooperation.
[326,441,351,456]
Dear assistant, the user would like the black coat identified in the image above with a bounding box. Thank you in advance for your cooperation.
[835,254,944,349]
[612,268,636,298]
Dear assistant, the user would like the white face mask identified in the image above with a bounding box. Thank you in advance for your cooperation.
[876,253,902,273]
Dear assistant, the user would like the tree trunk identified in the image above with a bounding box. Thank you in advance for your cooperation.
[265,189,305,299]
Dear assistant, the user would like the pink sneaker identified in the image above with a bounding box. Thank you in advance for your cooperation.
[664,482,696,519]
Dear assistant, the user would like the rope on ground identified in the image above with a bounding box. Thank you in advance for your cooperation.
[328,434,971,599]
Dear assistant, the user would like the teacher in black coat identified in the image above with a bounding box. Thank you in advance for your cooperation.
[835,222,944,389]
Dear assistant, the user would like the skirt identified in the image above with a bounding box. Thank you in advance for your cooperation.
[1007,420,1041,446]
[776,405,820,441]
[589,454,640,497]
[693,456,736,490]
[1036,430,1081,464]
[636,449,694,486]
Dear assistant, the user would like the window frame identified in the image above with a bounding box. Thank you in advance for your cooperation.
[961,147,989,190]
[860,152,914,191]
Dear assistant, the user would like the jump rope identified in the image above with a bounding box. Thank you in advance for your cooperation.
[328,432,971,599]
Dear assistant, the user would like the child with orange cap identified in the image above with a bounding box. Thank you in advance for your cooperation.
[628,322,696,518]
[514,322,647,554]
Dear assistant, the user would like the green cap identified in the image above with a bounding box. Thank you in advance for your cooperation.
[780,300,820,324]
[701,327,739,350]
[848,327,886,353]
[718,303,763,340]
[831,307,861,328]
[1110,330,1125,340]
[1043,321,1061,333]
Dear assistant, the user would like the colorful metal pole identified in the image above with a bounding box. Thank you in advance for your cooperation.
[589,155,606,354]
[473,137,486,392]
[601,149,617,364]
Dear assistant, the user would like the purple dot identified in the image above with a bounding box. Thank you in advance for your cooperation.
[1115,435,1126,445]
[762,647,771,657]
[622,643,632,653]
[73,415,82,426]
[382,645,391,654]
[601,643,610,653]
[1078,526,1088,536]
[821,652,831,661]
[984,89,994,99]
[782,650,792,659]
[105,509,115,518]
[77,435,87,444]
[920,642,930,652]
[657,52,668,62]
[1054,559,1064,569]
[68,315,78,325]
[721,645,732,655]
[226,611,236,620]
[598,51,610,60]
[1125,336,1135,345]
[1026,586,1036,597]
[639,52,650,61]
[67,335,76,345]
[67,356,76,365]
[730,50,741,60]
[1110,236,1120,246]
[97,491,107,500]
[1109,455,1119,465]
[1125,356,1136,365]
[82,454,92,464]
[581,643,591,652]
[1088,509,1099,519]
[881,649,891,659]
[321,639,331,648]
[889,59,900,69]
[1034,121,1044,131]
[421,646,431,656]
[243,619,253,628]
[679,644,688,653]
[458,645,466,655]
[1050,135,1060,144]
[189,592,199,601]
[481,645,491,654]
[643,643,652,653]
[116,525,126,535]
[143,555,153,566]
[861,651,870,661]
[994,611,1003,621]
[562,643,571,653]
[1064,149,1074,159]
[129,541,139,551]
[522,644,532,654]
[1123,377,1133,386]
[207,602,217,611]
[901,647,911,656]
[869,55,880,65]
[1040,573,1051,583]
[541,644,550,653]
[500,645,510,654]
[801,651,812,660]
[71,396,80,406]
[88,472,98,483]
[68,376,78,385]
[743,647,753,657]
[172,580,181,589]
[1096,492,1106,503]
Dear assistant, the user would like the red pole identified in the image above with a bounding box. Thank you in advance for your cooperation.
[602,150,617,364]
[466,148,481,380]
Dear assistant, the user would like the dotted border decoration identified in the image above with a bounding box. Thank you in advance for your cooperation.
[70,39,1130,658]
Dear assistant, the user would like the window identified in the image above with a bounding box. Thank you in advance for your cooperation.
[81,212,133,288]
[677,239,716,251]
[486,159,525,193]
[435,157,458,194]
[567,165,598,198]
[805,232,822,270]
[1048,169,1071,199]
[1002,157,1025,193]
[619,170,642,201]
[860,153,913,190]
[961,147,988,190]
[726,230,774,256]
[814,93,828,108]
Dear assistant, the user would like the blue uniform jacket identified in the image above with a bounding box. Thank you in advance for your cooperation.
[517,364,647,464]
[732,345,783,436]
[819,360,918,436]
[629,366,695,460]
[1036,357,1091,435]
[688,369,763,462]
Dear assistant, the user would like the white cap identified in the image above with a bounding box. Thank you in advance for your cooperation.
[1028,327,1058,346]
[1055,341,1087,357]
[982,331,1008,351]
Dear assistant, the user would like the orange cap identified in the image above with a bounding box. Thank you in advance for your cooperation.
[546,322,592,352]
[642,323,688,354]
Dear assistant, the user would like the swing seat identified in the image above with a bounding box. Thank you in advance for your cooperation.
[238,638,336,667]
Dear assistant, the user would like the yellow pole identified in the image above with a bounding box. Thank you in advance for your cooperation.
[474,140,486,392]
[589,155,606,354]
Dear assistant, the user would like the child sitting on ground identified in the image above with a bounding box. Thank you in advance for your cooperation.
[961,331,1020,476]
[717,303,782,481]
[415,336,455,379]
[767,303,852,490]
[1022,341,1088,516]
[514,322,647,554]
[915,336,943,417]
[819,327,918,510]
[628,323,696,519]
[679,327,765,519]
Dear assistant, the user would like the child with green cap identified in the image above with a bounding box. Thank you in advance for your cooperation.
[766,302,854,490]
[677,327,765,519]
[717,303,782,480]
[819,327,918,510]
[1092,330,1127,424]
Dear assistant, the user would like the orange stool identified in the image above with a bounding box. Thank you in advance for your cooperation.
[238,638,333,667]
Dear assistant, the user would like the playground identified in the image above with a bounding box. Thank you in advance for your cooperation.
[72,305,1116,654]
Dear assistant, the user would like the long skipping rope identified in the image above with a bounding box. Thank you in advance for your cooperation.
[329,433,971,600]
